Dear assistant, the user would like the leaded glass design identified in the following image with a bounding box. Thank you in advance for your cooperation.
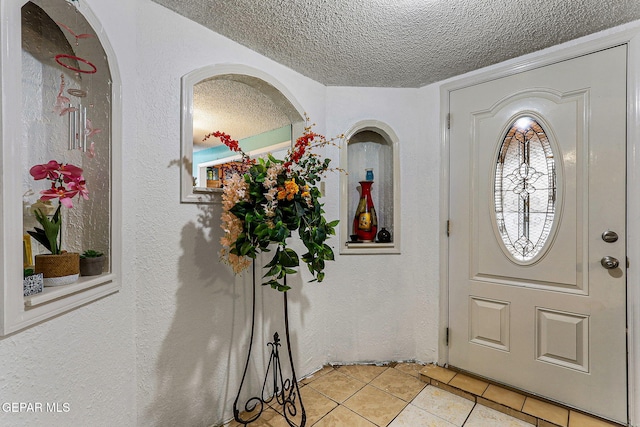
[495,117,556,262]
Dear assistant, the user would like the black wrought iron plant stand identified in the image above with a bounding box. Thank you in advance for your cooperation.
[233,262,306,426]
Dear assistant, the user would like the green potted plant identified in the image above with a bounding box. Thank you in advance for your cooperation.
[28,160,88,286]
[79,250,105,277]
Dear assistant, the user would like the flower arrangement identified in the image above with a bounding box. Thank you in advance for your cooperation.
[27,160,88,255]
[206,117,342,292]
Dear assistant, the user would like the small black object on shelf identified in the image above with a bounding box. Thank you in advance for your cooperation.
[377,227,392,243]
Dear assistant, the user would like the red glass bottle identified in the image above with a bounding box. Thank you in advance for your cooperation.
[353,181,378,242]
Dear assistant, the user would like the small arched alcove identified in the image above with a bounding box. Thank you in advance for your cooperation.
[340,121,401,254]
[180,65,305,204]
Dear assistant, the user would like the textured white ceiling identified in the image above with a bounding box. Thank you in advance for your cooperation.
[192,78,290,150]
[152,0,640,88]
[191,74,303,150]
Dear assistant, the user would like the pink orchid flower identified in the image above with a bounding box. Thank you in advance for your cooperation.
[30,160,87,207]
[30,160,62,181]
[67,177,89,200]
[29,159,88,255]
[59,163,84,181]
[40,185,79,209]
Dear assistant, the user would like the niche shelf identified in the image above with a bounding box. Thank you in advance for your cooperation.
[340,121,401,255]
[0,0,121,335]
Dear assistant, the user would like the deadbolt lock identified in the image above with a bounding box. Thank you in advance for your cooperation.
[602,230,619,243]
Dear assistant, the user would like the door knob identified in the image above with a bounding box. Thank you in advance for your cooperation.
[601,256,620,269]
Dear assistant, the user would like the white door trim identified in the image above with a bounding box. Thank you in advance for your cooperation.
[439,20,640,426]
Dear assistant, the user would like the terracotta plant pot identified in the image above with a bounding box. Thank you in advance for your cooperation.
[79,255,105,277]
[34,252,80,287]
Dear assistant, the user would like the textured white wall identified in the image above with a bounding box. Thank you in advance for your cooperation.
[5,1,638,427]
[134,2,333,426]
[0,0,137,426]
[1,1,442,425]
[324,86,439,364]
[133,1,441,425]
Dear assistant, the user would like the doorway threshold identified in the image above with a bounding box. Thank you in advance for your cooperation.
[419,364,624,427]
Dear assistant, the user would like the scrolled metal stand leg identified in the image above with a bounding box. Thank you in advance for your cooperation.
[233,269,306,426]
[281,288,306,427]
[233,261,264,425]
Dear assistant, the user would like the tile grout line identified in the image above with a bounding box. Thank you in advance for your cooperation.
[460,402,477,427]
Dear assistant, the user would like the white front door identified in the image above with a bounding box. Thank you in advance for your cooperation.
[448,45,627,423]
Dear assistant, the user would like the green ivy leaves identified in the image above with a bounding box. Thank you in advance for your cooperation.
[219,120,343,292]
[228,158,338,291]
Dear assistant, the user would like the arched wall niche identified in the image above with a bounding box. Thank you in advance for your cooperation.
[0,0,122,335]
[340,120,401,254]
[22,0,112,262]
[180,64,305,204]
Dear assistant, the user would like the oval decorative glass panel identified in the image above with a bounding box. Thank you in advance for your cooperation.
[494,117,556,262]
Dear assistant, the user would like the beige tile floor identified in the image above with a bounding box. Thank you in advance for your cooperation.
[224,363,621,427]
[419,364,623,427]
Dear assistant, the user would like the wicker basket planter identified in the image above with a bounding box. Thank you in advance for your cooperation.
[34,252,80,287]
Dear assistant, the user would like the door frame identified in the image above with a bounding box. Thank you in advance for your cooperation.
[439,21,640,426]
